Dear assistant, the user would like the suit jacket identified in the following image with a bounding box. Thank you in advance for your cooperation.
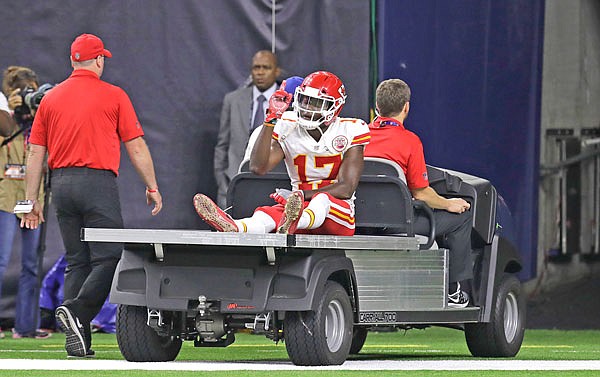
[214,85,253,207]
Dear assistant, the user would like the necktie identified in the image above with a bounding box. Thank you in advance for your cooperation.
[251,94,266,132]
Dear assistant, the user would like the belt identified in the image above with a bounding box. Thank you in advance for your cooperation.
[51,167,116,177]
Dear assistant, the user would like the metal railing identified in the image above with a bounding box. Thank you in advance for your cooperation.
[540,129,600,258]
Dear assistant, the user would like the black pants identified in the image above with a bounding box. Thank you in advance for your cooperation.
[413,209,474,283]
[51,167,123,347]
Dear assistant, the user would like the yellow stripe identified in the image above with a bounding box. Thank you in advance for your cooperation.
[352,135,371,144]
[305,209,315,229]
[329,207,355,224]
[240,221,248,233]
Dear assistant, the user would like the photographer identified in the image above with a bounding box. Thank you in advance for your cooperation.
[0,66,49,339]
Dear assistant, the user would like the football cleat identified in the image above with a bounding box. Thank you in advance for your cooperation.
[276,191,304,234]
[193,194,238,232]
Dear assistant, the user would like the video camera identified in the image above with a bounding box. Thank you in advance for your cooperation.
[13,83,54,124]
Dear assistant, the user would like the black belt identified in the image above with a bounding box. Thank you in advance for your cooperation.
[51,167,116,177]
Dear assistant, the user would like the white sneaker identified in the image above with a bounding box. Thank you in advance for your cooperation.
[448,282,470,308]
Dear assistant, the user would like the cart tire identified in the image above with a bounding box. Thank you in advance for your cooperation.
[465,273,525,357]
[349,326,368,354]
[284,281,353,365]
[116,304,182,362]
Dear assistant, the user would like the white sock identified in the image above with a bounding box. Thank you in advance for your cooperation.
[298,193,330,230]
[234,211,276,233]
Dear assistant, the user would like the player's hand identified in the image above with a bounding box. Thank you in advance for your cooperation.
[264,87,292,125]
[20,200,45,229]
[446,198,470,214]
[270,188,292,205]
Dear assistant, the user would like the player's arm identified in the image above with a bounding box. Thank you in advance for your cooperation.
[249,126,284,175]
[304,145,365,200]
[249,89,290,175]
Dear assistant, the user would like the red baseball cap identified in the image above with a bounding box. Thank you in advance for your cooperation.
[70,33,112,62]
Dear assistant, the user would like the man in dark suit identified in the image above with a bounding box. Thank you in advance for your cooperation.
[214,50,280,207]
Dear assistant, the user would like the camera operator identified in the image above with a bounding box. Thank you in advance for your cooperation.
[0,66,49,339]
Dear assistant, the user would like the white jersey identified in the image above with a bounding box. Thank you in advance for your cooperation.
[272,111,370,193]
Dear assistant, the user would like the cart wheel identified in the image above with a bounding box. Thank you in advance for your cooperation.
[465,273,525,357]
[349,326,368,354]
[284,281,353,365]
[116,304,182,361]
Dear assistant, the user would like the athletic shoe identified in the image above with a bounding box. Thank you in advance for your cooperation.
[55,306,86,357]
[11,329,51,339]
[193,193,238,232]
[276,191,304,234]
[0,327,4,339]
[67,349,96,359]
[447,282,470,308]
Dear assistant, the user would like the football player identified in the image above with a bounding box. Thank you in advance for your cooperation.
[194,71,370,235]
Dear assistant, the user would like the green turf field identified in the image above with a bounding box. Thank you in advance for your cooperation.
[2,326,598,361]
[0,327,598,376]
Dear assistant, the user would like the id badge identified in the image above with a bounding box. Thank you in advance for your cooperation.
[4,164,26,180]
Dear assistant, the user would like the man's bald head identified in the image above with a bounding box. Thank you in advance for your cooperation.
[251,50,280,91]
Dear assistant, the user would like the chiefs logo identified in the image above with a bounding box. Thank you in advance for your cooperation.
[332,135,348,152]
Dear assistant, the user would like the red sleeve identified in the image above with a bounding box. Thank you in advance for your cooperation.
[29,105,47,146]
[116,89,144,142]
[405,136,429,190]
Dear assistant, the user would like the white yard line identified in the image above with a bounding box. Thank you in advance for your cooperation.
[2,359,600,371]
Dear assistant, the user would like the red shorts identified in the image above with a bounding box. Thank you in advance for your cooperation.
[256,192,355,236]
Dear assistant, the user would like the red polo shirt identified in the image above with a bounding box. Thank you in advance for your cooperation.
[364,116,429,190]
[29,69,144,175]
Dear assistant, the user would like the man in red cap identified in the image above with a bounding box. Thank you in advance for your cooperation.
[21,33,163,358]
[70,33,113,62]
